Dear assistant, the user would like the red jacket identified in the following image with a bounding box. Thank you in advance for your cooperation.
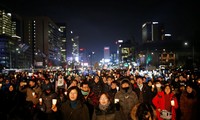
[152,91,178,120]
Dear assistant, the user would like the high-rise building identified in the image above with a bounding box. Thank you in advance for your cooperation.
[0,9,17,68]
[23,16,62,68]
[57,23,67,65]
[104,47,110,63]
[0,9,12,36]
[71,36,79,62]
[142,22,164,43]
[11,13,31,68]
[79,48,87,63]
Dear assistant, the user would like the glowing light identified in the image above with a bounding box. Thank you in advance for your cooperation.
[152,22,158,24]
[164,34,171,36]
[118,40,123,43]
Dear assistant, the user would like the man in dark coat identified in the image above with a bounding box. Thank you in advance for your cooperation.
[133,76,154,105]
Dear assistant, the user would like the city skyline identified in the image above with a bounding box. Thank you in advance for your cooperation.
[0,0,199,62]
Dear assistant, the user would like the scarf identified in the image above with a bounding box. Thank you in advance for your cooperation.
[99,101,110,111]
[70,100,78,109]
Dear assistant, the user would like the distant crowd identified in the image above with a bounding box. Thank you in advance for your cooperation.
[0,67,200,120]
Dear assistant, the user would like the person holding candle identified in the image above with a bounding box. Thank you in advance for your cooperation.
[152,84,178,120]
[19,77,42,120]
[180,83,199,120]
[19,78,42,105]
[114,78,139,120]
[92,92,122,120]
[130,102,157,120]
[35,84,58,120]
[132,76,154,105]
[52,86,90,120]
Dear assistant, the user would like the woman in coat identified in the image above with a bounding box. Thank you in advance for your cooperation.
[130,102,157,120]
[180,83,199,120]
[92,92,120,120]
[53,86,90,120]
[152,84,178,120]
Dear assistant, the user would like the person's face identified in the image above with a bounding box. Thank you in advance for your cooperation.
[102,77,107,83]
[180,86,185,91]
[0,78,3,82]
[179,76,183,80]
[49,75,53,78]
[59,75,63,79]
[164,86,171,94]
[121,83,129,88]
[111,83,117,89]
[29,81,35,87]
[130,79,135,84]
[5,80,10,84]
[9,85,14,91]
[99,94,109,105]
[175,78,179,82]
[186,86,193,93]
[45,79,50,84]
[148,81,152,86]
[137,78,143,85]
[156,82,161,88]
[81,84,90,92]
[157,77,162,81]
[69,89,78,101]
[107,78,113,85]
[94,77,99,83]
[46,89,51,94]
[71,81,77,86]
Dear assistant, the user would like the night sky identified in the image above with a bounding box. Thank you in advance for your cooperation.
[1,0,199,62]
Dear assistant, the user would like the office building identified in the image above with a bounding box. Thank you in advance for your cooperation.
[23,16,62,68]
[142,22,164,43]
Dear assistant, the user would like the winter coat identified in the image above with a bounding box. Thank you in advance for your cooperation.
[92,104,116,120]
[152,91,178,120]
[84,91,99,119]
[180,90,199,120]
[39,91,58,113]
[91,81,103,97]
[133,83,154,105]
[60,100,90,120]
[114,79,139,120]
[19,85,42,105]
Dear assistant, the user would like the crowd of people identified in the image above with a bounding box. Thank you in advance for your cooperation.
[0,67,200,120]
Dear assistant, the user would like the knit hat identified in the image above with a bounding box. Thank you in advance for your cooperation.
[121,78,130,85]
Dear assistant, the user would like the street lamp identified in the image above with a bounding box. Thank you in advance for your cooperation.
[184,42,188,46]
[184,41,194,67]
[91,52,95,69]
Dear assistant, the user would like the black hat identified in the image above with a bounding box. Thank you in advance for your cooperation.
[121,79,130,85]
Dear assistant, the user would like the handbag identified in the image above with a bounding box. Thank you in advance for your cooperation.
[160,110,172,120]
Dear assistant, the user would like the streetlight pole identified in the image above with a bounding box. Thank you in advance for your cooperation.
[91,52,95,69]
[192,39,195,67]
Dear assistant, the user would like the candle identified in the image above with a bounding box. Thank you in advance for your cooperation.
[171,100,175,106]
[32,92,35,96]
[114,99,119,103]
[39,98,42,103]
[52,99,57,105]
[116,86,119,91]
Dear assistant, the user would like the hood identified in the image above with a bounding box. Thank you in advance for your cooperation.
[120,78,132,93]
